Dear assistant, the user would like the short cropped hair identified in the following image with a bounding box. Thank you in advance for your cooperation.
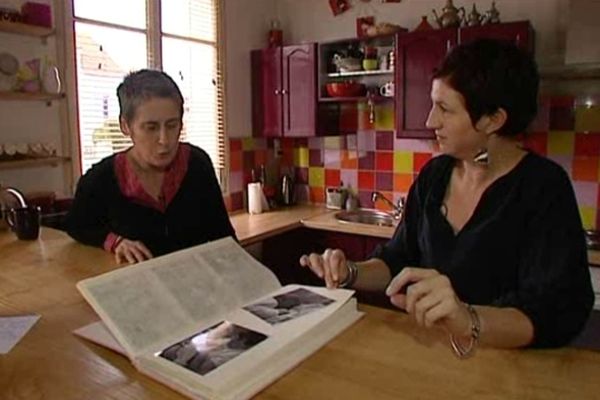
[116,69,184,123]
[433,38,539,136]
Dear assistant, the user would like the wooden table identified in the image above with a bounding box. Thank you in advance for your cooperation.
[2,228,600,400]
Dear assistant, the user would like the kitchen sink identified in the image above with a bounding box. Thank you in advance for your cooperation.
[334,209,396,227]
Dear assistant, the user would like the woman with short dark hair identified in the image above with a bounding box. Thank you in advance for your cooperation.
[66,69,235,263]
[300,39,593,353]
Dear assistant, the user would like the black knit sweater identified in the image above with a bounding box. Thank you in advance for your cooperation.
[65,144,236,256]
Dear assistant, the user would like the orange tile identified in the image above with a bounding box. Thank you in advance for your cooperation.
[341,150,358,169]
[229,139,242,152]
[358,171,375,190]
[572,157,599,182]
[325,169,341,187]
[393,173,414,193]
[375,152,394,171]
[309,187,325,203]
[229,151,242,172]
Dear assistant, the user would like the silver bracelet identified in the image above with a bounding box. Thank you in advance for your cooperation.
[339,261,358,288]
[450,304,481,359]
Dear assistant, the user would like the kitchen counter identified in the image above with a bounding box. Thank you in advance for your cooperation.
[229,204,600,266]
[3,228,600,399]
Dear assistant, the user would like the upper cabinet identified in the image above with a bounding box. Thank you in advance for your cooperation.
[395,21,533,139]
[395,28,457,139]
[459,21,533,52]
[251,44,317,137]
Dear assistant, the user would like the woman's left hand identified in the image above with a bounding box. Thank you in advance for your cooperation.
[385,267,471,337]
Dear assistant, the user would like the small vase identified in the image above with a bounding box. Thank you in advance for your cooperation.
[414,16,434,31]
[42,64,61,94]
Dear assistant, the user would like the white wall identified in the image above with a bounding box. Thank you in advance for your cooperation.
[224,0,278,138]
[276,0,569,67]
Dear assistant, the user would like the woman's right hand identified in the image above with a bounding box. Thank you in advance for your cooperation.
[114,238,153,264]
[299,248,348,289]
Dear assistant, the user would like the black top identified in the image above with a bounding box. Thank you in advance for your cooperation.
[65,144,236,256]
[373,152,594,348]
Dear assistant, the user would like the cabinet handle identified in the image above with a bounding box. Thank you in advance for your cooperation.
[516,34,521,47]
[274,89,280,95]
[446,40,451,53]
[281,89,287,95]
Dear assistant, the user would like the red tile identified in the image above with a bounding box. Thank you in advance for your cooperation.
[358,171,375,190]
[229,151,242,172]
[375,152,394,171]
[255,150,267,166]
[413,152,433,173]
[310,187,325,203]
[574,133,600,157]
[325,169,341,187]
[229,139,242,152]
[572,157,599,182]
[523,131,548,156]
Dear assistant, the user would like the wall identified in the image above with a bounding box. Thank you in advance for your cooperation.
[227,0,600,231]
[277,0,569,67]
[224,0,278,138]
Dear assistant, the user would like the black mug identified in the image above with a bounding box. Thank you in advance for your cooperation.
[6,206,41,240]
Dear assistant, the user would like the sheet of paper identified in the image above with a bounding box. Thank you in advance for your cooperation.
[0,314,40,354]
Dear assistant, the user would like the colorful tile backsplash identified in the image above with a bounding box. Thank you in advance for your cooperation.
[227,95,600,230]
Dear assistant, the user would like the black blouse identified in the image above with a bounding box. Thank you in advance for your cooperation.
[372,152,594,348]
[65,144,236,257]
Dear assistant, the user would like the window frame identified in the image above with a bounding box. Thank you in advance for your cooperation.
[62,0,228,193]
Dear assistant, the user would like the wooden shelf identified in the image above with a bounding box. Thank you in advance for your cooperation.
[319,95,394,103]
[327,69,394,78]
[0,156,70,171]
[0,20,54,38]
[0,91,65,102]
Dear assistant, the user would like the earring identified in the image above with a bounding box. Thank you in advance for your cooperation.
[473,148,489,164]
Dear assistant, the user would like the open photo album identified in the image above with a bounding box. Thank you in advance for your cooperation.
[74,236,363,400]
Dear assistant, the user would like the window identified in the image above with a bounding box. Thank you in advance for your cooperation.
[71,0,225,182]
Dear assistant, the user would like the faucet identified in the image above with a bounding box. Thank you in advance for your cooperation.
[371,191,405,219]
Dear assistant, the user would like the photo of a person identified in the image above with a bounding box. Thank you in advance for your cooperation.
[244,288,334,325]
[158,321,267,376]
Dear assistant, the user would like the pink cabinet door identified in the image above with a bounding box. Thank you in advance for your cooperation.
[396,28,458,139]
[252,48,282,137]
[283,44,317,137]
[460,21,533,52]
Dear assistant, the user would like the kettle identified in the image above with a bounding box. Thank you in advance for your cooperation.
[279,174,295,206]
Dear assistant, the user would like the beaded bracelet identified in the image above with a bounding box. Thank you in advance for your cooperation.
[450,304,481,359]
[339,261,358,288]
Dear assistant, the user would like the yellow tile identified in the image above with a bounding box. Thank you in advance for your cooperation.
[241,137,254,151]
[308,167,325,187]
[575,105,600,133]
[394,151,414,173]
[324,136,342,150]
[375,103,395,131]
[294,147,309,167]
[547,131,574,156]
[579,206,597,230]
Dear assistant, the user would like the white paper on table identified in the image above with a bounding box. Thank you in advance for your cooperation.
[0,315,40,354]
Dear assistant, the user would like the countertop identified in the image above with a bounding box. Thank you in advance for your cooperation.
[3,228,600,399]
[229,204,600,266]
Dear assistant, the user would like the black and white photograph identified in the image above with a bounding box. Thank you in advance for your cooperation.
[158,321,267,376]
[244,288,335,325]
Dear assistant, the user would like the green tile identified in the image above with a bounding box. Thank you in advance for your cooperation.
[579,206,597,230]
[575,105,600,133]
[308,167,325,187]
[324,136,343,150]
[394,151,414,173]
[547,131,574,156]
[375,103,395,131]
[241,137,254,151]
